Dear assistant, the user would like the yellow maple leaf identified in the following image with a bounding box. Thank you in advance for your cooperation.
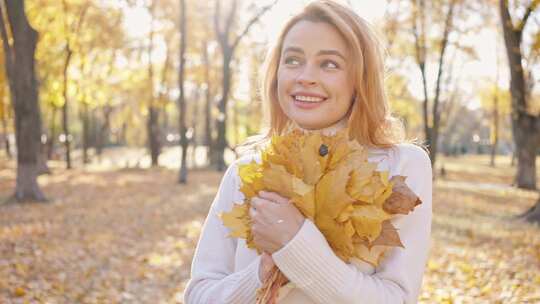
[290,189,316,220]
[323,130,352,171]
[353,239,391,266]
[348,170,392,205]
[261,163,312,199]
[350,205,391,243]
[300,133,324,185]
[316,214,356,261]
[315,161,356,220]
[371,220,404,248]
[219,203,250,239]
[336,204,355,222]
[238,162,264,199]
[383,176,421,214]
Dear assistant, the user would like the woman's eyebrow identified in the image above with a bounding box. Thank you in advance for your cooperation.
[283,46,304,54]
[317,50,346,61]
[283,46,346,61]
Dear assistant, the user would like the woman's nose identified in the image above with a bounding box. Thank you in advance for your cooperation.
[296,64,318,86]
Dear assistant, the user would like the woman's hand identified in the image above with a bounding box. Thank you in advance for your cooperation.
[249,191,305,254]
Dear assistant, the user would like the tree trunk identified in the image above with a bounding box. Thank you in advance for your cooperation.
[490,38,502,168]
[81,102,90,164]
[490,100,499,167]
[429,0,454,167]
[61,0,73,169]
[215,50,232,171]
[147,1,160,167]
[522,195,540,224]
[499,0,540,190]
[1,110,10,158]
[120,122,127,145]
[413,0,455,168]
[178,0,188,183]
[37,141,50,175]
[95,107,111,157]
[412,0,431,160]
[512,114,539,189]
[0,0,46,202]
[62,48,72,169]
[202,40,213,166]
[0,73,10,158]
[190,88,200,169]
[147,106,160,166]
[213,0,275,171]
[47,106,57,159]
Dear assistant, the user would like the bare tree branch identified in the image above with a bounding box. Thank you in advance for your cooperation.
[231,0,277,51]
[214,1,225,46]
[517,0,539,32]
[224,0,238,40]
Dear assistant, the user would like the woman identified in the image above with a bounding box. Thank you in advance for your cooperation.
[184,1,432,303]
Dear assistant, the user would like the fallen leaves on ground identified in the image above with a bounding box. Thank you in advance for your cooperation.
[0,160,220,303]
[0,154,538,303]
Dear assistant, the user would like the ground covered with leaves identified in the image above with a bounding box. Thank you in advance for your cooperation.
[0,153,539,303]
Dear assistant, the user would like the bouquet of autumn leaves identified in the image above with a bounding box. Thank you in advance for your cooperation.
[219,128,422,304]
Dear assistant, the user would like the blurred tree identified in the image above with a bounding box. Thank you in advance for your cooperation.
[246,41,266,137]
[60,0,89,169]
[383,0,482,167]
[0,48,11,158]
[212,0,276,171]
[28,0,126,165]
[178,0,188,183]
[411,0,457,166]
[147,0,161,166]
[188,1,220,165]
[202,40,215,163]
[30,0,67,161]
[0,0,46,201]
[498,0,540,190]
[479,81,512,167]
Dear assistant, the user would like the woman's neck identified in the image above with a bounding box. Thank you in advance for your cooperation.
[290,118,348,136]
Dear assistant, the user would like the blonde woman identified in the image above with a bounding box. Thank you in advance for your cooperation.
[184,1,432,303]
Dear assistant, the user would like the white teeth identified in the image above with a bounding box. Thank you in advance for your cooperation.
[294,95,324,103]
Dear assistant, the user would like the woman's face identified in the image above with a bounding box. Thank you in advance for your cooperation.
[277,20,355,130]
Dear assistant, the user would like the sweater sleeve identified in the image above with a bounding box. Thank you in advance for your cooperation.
[272,144,433,304]
[183,161,262,304]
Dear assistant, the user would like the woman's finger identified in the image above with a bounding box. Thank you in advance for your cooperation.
[259,191,289,204]
[251,196,272,209]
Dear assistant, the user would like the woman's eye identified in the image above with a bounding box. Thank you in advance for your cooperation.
[284,57,301,66]
[322,60,339,69]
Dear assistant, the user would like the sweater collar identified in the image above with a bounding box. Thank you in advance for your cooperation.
[288,118,348,136]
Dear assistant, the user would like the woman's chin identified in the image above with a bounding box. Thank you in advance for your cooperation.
[292,119,330,130]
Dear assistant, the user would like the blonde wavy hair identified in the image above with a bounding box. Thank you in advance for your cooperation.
[260,0,404,148]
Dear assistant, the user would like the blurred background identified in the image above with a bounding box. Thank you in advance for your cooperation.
[0,0,539,303]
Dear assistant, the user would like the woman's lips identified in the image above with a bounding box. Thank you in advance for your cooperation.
[292,94,327,110]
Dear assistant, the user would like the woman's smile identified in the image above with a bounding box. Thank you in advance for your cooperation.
[292,92,328,109]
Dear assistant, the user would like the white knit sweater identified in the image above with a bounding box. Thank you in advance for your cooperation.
[183,143,432,304]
